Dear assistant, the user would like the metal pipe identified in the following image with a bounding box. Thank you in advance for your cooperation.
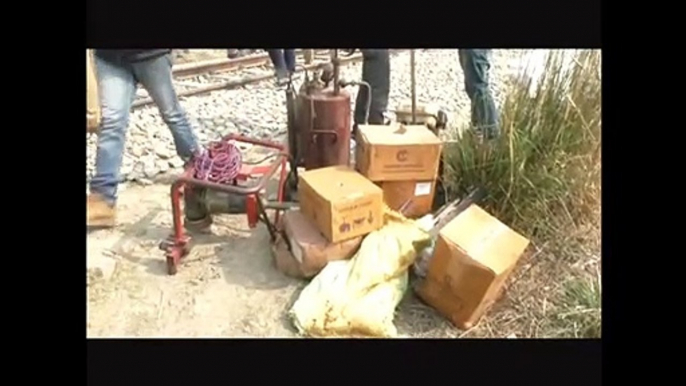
[176,153,286,196]
[332,49,341,95]
[359,80,372,125]
[262,201,299,211]
[171,133,287,196]
[342,80,372,125]
[410,49,417,124]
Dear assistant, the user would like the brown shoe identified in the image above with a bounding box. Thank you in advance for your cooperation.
[87,194,116,228]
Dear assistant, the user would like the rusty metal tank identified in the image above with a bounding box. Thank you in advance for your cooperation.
[295,80,352,170]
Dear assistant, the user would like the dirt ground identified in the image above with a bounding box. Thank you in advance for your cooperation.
[87,183,302,337]
[87,180,460,338]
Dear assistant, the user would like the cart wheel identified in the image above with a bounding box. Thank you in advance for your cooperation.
[184,215,213,233]
[166,255,178,275]
[181,239,193,257]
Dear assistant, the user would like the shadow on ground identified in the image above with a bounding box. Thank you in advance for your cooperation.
[212,225,305,334]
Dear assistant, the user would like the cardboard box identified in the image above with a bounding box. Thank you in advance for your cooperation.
[275,210,362,278]
[378,179,436,218]
[416,205,530,329]
[298,166,384,243]
[355,124,443,182]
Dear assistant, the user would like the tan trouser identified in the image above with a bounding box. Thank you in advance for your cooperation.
[86,50,101,133]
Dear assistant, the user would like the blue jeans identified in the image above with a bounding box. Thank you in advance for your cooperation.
[267,49,296,75]
[459,49,500,138]
[90,54,199,204]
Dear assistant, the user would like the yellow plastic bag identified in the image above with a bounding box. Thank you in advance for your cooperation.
[86,49,101,133]
[289,208,431,338]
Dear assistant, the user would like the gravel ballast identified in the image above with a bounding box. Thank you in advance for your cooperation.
[86,49,532,185]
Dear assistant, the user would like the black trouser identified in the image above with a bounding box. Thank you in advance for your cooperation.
[354,49,390,125]
[267,49,296,74]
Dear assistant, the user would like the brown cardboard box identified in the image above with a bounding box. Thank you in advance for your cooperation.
[416,205,530,329]
[298,165,384,243]
[355,124,443,182]
[378,179,436,218]
[275,210,362,278]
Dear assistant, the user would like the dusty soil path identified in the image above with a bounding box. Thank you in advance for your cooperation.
[86,181,463,338]
[87,183,307,337]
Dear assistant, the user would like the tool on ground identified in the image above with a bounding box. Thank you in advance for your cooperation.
[394,50,448,135]
[411,186,487,279]
[158,134,291,275]
[429,186,486,237]
[283,49,372,199]
[394,103,448,135]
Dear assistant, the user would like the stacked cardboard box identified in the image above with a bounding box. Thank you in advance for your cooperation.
[355,124,443,218]
[273,210,364,278]
[273,166,384,279]
[415,205,530,329]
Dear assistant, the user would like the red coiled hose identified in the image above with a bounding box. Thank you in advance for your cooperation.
[192,140,242,184]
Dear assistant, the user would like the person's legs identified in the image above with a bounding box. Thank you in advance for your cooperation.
[267,50,289,86]
[132,54,200,161]
[283,49,296,73]
[354,49,390,126]
[458,49,500,139]
[268,50,288,75]
[88,56,138,227]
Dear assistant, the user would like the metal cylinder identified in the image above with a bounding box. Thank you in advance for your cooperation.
[296,88,352,170]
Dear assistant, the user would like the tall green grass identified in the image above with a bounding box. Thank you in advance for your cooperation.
[443,49,602,337]
[444,49,601,246]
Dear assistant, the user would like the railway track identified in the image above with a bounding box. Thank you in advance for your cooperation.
[132,49,405,110]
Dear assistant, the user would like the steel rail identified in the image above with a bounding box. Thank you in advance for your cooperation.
[133,52,366,109]
[171,49,331,78]
[132,49,406,110]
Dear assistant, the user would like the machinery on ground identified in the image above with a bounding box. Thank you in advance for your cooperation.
[284,49,371,200]
[158,134,291,274]
[394,103,448,134]
[157,49,473,275]
[159,50,371,275]
[393,50,449,134]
